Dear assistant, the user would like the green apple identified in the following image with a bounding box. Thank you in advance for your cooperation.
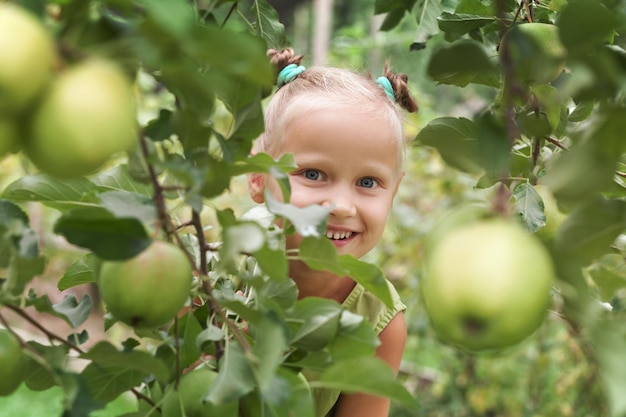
[98,241,193,328]
[162,367,239,417]
[0,117,19,159]
[0,3,56,113]
[25,59,138,178]
[0,329,25,396]
[534,184,567,243]
[421,219,554,352]
[502,23,566,85]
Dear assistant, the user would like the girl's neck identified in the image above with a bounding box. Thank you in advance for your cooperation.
[289,259,356,304]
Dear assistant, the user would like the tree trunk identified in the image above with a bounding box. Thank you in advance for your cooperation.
[312,0,333,65]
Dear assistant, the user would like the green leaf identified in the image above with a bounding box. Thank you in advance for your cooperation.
[327,311,379,360]
[557,0,618,56]
[437,12,495,37]
[172,312,204,370]
[588,254,626,301]
[206,341,256,403]
[555,197,626,265]
[265,194,331,238]
[81,341,171,390]
[58,253,100,291]
[143,109,175,141]
[513,183,546,233]
[232,153,296,177]
[1,174,101,210]
[590,322,626,417]
[415,117,482,175]
[287,298,342,351]
[27,292,92,329]
[98,190,157,224]
[427,40,497,87]
[254,245,289,280]
[251,0,287,49]
[543,106,626,203]
[53,208,151,260]
[314,356,419,410]
[298,237,344,276]
[338,255,393,308]
[253,311,289,393]
[219,221,266,270]
[374,0,417,15]
[91,164,154,196]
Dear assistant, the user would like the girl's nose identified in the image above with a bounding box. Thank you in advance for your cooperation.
[325,187,357,218]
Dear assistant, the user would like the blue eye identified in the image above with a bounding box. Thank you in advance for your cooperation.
[359,177,377,188]
[304,169,321,180]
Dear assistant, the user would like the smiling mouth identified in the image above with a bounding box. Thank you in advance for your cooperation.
[325,231,353,240]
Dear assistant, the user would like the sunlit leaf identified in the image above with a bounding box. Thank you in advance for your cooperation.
[58,253,100,291]
[513,183,546,233]
[314,356,419,410]
[205,341,255,403]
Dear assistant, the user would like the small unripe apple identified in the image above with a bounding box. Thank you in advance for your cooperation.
[99,241,193,328]
[0,329,25,396]
[25,59,138,178]
[162,367,239,417]
[0,3,56,113]
[421,219,554,352]
[502,23,566,85]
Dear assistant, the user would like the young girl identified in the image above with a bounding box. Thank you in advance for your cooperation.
[247,48,418,417]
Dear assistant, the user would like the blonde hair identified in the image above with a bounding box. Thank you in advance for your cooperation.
[255,48,418,159]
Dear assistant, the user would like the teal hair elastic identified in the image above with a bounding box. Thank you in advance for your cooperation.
[277,63,306,87]
[376,76,395,102]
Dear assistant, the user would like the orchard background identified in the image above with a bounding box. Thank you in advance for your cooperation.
[1,0,626,416]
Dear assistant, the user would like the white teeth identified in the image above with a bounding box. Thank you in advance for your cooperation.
[325,231,353,240]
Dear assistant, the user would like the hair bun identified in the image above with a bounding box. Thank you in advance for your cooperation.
[267,48,304,77]
[383,63,419,113]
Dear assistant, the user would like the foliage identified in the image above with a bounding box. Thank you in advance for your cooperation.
[0,0,416,416]
[375,0,626,415]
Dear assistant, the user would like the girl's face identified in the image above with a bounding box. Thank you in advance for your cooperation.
[251,109,404,260]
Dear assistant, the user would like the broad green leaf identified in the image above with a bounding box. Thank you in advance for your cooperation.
[251,0,287,49]
[81,341,170,382]
[374,0,417,15]
[298,237,345,276]
[427,40,497,87]
[58,253,100,291]
[1,174,100,210]
[513,183,546,233]
[415,117,482,175]
[7,255,46,295]
[172,312,204,370]
[53,207,152,260]
[414,0,443,41]
[23,342,69,391]
[142,0,196,39]
[63,373,107,417]
[98,190,157,224]
[338,255,393,308]
[265,194,331,239]
[530,84,563,132]
[555,197,626,265]
[557,0,618,56]
[92,164,154,196]
[437,12,495,37]
[27,292,92,329]
[143,109,175,142]
[590,322,626,417]
[219,222,266,270]
[313,356,419,410]
[253,311,289,393]
[231,152,295,177]
[0,199,28,227]
[287,297,342,351]
[327,311,379,360]
[254,245,288,280]
[588,254,626,301]
[206,341,256,403]
[544,106,626,203]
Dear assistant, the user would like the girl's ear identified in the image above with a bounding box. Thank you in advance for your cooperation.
[247,173,266,203]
